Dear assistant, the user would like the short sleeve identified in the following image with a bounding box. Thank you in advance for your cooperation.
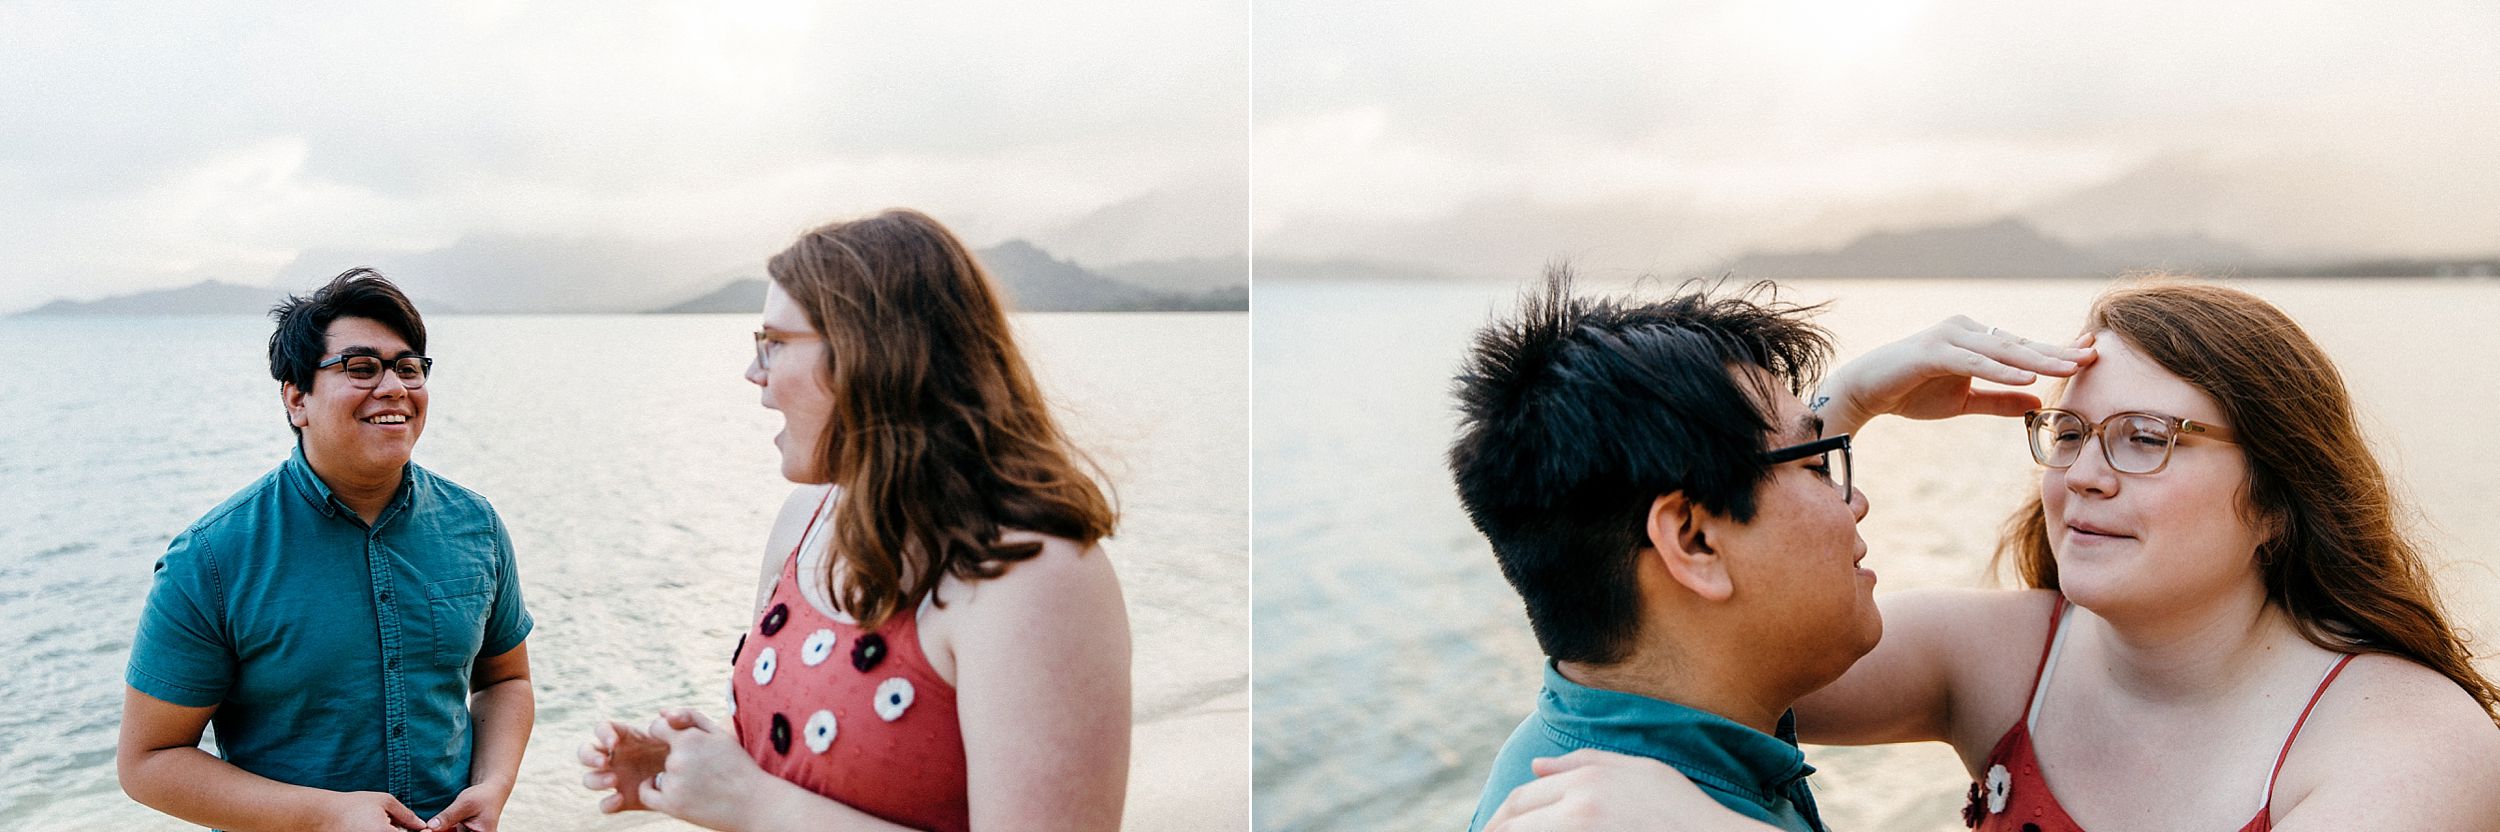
[126,530,236,707]
[477,511,533,659]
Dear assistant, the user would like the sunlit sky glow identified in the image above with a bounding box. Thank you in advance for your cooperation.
[1254,0,2500,279]
[0,0,1247,313]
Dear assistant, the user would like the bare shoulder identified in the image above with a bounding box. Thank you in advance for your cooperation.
[921,532,1127,684]
[939,531,1122,618]
[2273,653,2500,827]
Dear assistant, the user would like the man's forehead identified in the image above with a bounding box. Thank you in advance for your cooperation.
[1771,397,1821,443]
[323,318,414,356]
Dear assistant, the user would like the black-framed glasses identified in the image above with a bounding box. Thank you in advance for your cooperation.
[2024,408,2238,475]
[753,330,823,371]
[1762,433,1853,503]
[316,353,432,389]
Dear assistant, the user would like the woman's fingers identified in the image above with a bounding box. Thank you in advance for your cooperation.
[1963,388,2045,417]
[577,742,610,769]
[1483,768,1573,829]
[1943,346,2040,386]
[1949,326,2086,377]
[1529,748,1623,777]
[657,707,721,733]
[583,770,615,790]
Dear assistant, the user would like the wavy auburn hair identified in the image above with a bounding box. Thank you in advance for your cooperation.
[770,208,1116,630]
[1995,281,2496,722]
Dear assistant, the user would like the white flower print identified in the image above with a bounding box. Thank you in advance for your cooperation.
[802,709,839,753]
[1985,763,2011,814]
[874,677,915,722]
[726,677,738,717]
[753,647,778,686]
[801,629,838,666]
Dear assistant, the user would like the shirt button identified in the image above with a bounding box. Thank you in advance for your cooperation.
[387,657,399,671]
[391,725,404,737]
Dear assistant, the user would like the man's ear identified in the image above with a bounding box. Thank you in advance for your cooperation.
[281,382,309,428]
[1645,491,1734,602]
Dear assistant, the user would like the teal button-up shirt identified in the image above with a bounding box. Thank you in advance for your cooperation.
[126,446,533,816]
[1468,661,1828,832]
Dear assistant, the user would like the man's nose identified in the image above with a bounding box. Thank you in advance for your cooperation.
[371,371,412,397]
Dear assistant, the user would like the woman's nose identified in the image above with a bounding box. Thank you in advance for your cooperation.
[2062,436,2122,495]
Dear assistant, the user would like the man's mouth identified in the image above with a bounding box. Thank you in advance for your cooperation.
[363,413,410,425]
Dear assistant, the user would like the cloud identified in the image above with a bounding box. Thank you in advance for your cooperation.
[0,0,1247,313]
[1252,0,2500,276]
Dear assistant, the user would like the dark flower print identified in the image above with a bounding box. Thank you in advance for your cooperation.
[760,602,790,636]
[851,632,887,672]
[769,712,792,755]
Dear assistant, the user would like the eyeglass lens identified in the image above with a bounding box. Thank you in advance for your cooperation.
[338,355,428,389]
[2029,411,2175,474]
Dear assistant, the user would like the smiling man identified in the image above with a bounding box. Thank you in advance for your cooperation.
[1453,271,1879,832]
[117,269,535,832]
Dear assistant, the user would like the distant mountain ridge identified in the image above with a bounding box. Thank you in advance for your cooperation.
[1717,217,2498,279]
[19,240,1247,316]
[17,281,296,317]
[654,240,1243,313]
[1718,218,2262,279]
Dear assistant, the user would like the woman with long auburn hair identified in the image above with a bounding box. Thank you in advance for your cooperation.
[1486,281,2500,832]
[578,209,1128,832]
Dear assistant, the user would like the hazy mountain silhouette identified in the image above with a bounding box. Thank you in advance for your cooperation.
[16,281,290,316]
[21,240,1245,317]
[1715,217,2500,279]
[651,240,1246,314]
[1102,254,1247,294]
[1718,217,2268,279]
[14,280,467,316]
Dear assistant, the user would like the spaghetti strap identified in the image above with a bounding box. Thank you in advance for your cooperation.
[2261,653,2357,812]
[2016,597,2072,728]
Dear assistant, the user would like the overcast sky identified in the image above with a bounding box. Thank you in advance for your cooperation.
[0,0,1246,313]
[1255,0,2500,280]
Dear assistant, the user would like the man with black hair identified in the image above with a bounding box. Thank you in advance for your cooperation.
[1458,270,1877,832]
[118,269,535,832]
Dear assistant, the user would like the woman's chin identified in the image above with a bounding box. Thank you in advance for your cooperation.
[778,458,833,485]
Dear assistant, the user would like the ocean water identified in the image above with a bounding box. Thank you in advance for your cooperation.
[0,312,1248,831]
[1251,276,2500,831]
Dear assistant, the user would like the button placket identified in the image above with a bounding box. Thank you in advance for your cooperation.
[366,532,414,797]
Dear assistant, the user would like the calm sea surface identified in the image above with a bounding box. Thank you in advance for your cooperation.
[1252,277,2500,832]
[0,312,1247,831]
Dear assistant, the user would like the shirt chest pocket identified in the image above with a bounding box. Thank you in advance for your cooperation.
[424,574,494,668]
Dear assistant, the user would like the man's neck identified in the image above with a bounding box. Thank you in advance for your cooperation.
[303,445,404,526]
[1557,647,1792,736]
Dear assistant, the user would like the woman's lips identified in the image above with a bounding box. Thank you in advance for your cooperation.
[2066,523,2135,544]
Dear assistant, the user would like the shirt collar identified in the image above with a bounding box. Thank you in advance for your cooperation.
[282,442,420,524]
[1535,660,1815,800]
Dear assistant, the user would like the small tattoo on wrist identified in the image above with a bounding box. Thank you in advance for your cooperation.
[1810,395,1830,412]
